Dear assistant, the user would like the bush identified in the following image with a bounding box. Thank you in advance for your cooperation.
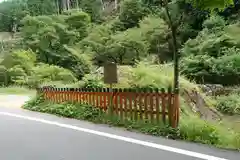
[21,14,91,78]
[79,24,112,63]
[23,94,45,108]
[180,53,240,85]
[118,0,145,30]
[81,16,169,65]
[26,63,77,88]
[181,29,228,58]
[80,0,102,23]
[65,11,91,39]
[139,16,170,62]
[1,49,36,74]
[105,28,148,64]
[202,15,226,30]
[7,65,27,85]
[130,61,199,92]
[60,46,93,79]
[0,65,8,85]
[216,93,240,115]
[23,96,104,121]
[179,116,220,145]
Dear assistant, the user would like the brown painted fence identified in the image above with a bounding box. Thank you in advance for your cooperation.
[38,87,179,128]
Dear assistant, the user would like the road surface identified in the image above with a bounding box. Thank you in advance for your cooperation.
[0,96,239,160]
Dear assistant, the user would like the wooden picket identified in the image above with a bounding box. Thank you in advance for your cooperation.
[38,87,179,127]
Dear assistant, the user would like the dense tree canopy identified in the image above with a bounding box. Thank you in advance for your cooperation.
[0,0,238,86]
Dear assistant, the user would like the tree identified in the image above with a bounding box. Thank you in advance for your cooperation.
[27,0,57,15]
[161,0,234,94]
[118,0,145,29]
[160,0,234,128]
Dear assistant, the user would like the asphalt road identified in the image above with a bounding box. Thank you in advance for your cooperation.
[0,107,239,160]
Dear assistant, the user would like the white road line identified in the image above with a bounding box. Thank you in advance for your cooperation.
[0,112,228,160]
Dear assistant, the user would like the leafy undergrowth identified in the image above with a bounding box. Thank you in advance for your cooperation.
[23,95,240,150]
[216,93,240,115]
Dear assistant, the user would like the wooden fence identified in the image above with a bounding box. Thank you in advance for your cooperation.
[38,87,179,128]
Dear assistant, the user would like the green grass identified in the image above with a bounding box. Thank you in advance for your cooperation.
[23,94,240,150]
[0,86,36,96]
[222,115,240,132]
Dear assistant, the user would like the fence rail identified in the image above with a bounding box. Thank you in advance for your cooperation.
[38,87,179,128]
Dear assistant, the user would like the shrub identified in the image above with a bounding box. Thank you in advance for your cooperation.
[7,65,27,85]
[179,116,220,145]
[180,55,214,84]
[130,60,199,92]
[39,81,85,88]
[0,65,8,85]
[110,18,126,32]
[216,93,240,115]
[181,29,229,57]
[82,73,104,88]
[23,94,45,109]
[202,15,226,30]
[105,28,148,64]
[26,63,77,88]
[180,53,240,85]
[79,24,112,61]
[118,0,145,30]
[138,16,170,62]
[1,49,36,74]
[65,11,91,39]
[23,98,104,121]
[80,0,103,23]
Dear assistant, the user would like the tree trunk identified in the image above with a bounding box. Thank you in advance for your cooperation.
[66,0,70,10]
[62,0,67,11]
[55,0,60,14]
[164,0,179,94]
[114,0,118,10]
[76,0,79,10]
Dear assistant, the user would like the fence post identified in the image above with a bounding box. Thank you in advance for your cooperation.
[167,86,174,128]
[174,93,180,128]
[161,88,166,124]
[167,86,179,128]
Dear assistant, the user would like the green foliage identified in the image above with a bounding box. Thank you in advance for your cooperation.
[7,65,27,85]
[81,16,169,65]
[82,73,104,88]
[186,0,234,10]
[202,15,226,30]
[180,116,220,145]
[0,65,8,85]
[81,22,148,64]
[26,0,57,16]
[1,49,36,74]
[117,0,145,31]
[23,97,104,121]
[105,28,148,64]
[0,0,29,32]
[130,60,199,91]
[21,14,92,78]
[180,15,240,85]
[65,12,91,39]
[181,47,240,85]
[139,16,170,62]
[216,93,240,115]
[0,0,59,32]
[27,63,77,88]
[23,93,45,108]
[80,0,103,23]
